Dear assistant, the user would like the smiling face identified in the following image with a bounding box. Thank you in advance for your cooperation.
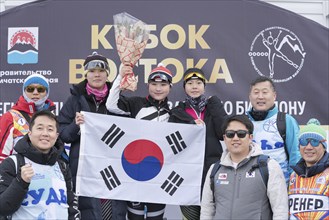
[148,81,171,101]
[249,81,276,111]
[224,120,253,162]
[86,68,108,90]
[184,79,205,98]
[28,115,59,153]
[24,83,47,102]
[300,141,326,167]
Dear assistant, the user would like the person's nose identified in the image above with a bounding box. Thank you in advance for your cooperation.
[41,128,50,136]
[257,93,264,99]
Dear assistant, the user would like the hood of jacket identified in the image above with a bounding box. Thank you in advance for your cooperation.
[14,134,64,165]
[12,96,55,114]
[221,142,263,167]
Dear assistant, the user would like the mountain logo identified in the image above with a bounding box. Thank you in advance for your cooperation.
[7,27,39,64]
[249,26,306,83]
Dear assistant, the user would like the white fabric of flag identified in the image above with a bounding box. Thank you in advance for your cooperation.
[76,111,206,205]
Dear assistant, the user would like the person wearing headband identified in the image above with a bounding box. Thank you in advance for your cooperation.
[58,51,120,220]
[106,63,173,220]
[288,118,329,219]
[168,67,227,220]
[0,74,55,163]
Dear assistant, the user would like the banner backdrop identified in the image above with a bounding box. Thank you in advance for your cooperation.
[0,0,328,128]
[76,111,206,205]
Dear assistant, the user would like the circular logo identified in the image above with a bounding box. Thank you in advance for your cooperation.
[122,139,164,181]
[249,26,306,82]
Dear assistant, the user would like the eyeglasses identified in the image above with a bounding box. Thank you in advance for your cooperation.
[184,72,206,82]
[25,85,47,93]
[84,60,109,71]
[148,73,171,82]
[225,130,249,139]
[299,138,325,147]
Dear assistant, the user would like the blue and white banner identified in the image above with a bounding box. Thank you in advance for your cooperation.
[76,111,206,205]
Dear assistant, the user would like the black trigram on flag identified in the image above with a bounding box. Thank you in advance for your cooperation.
[161,171,184,196]
[166,131,187,154]
[100,165,121,191]
[101,124,125,148]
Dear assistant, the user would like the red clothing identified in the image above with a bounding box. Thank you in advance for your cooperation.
[0,96,55,162]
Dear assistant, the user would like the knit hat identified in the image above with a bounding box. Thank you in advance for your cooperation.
[299,118,327,149]
[23,74,49,93]
[148,63,172,83]
[183,68,206,87]
[22,74,50,110]
[84,51,109,72]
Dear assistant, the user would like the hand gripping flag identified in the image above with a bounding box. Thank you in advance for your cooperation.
[76,111,206,205]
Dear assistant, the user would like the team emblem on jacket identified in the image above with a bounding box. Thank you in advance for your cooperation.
[316,176,326,185]
[218,173,227,179]
[246,171,256,178]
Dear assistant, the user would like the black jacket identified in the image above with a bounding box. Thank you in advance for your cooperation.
[57,80,114,219]
[0,135,80,219]
[168,96,227,188]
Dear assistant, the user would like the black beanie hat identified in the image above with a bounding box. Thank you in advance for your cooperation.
[183,68,206,87]
[83,51,109,68]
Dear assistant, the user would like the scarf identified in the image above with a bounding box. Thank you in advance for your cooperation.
[249,105,275,121]
[23,91,49,111]
[86,83,108,102]
[185,94,207,114]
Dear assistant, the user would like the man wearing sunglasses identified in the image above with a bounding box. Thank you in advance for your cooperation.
[288,118,329,219]
[0,74,55,163]
[201,114,288,219]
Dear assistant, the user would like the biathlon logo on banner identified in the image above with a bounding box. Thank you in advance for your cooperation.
[249,26,306,83]
[7,27,39,65]
[76,112,205,205]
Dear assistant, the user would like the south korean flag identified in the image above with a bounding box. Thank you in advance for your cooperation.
[76,111,206,205]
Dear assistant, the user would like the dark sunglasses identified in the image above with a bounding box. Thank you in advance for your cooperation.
[225,130,249,139]
[299,138,325,147]
[25,85,47,93]
[84,60,109,71]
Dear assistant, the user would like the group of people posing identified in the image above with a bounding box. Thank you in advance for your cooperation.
[0,51,328,220]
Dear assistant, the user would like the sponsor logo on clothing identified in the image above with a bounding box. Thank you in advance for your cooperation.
[316,176,326,185]
[219,180,229,185]
[218,173,227,180]
[17,117,27,126]
[289,194,329,214]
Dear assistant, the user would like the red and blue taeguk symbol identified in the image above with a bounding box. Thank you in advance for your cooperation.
[122,139,164,181]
